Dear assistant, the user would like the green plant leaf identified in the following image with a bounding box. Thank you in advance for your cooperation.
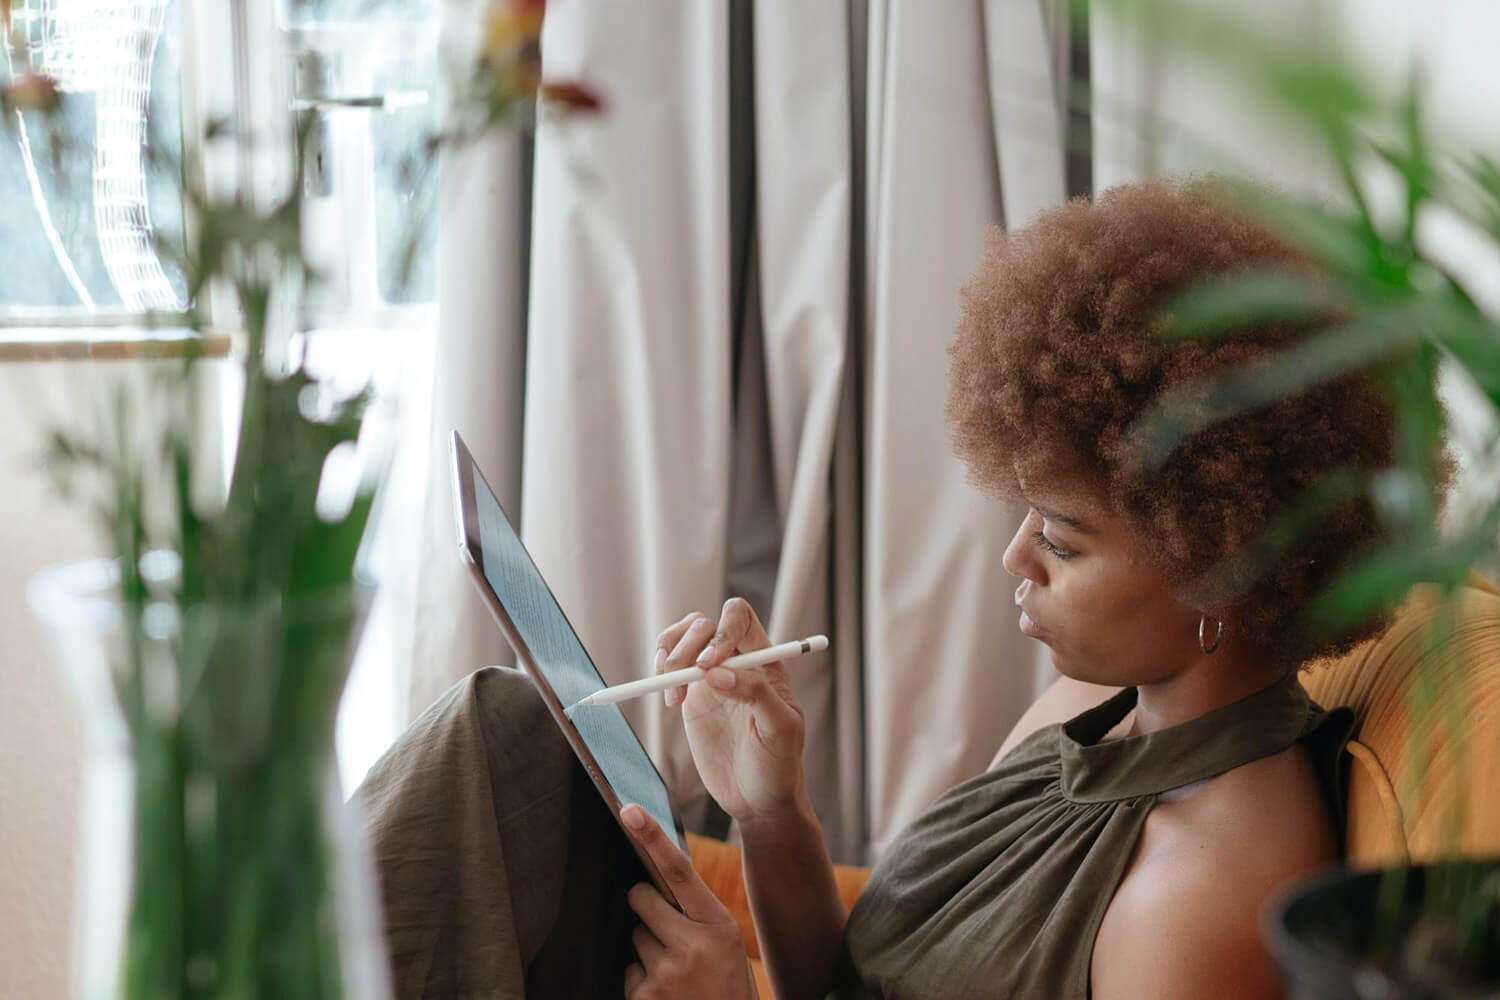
[1200,468,1367,600]
[1307,543,1469,634]
[1252,48,1375,128]
[1092,0,1378,126]
[1158,269,1331,341]
[1428,293,1500,414]
[289,492,376,595]
[1131,306,1428,465]
[1229,184,1383,280]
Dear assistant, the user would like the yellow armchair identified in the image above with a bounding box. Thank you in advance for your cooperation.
[686,832,871,1000]
[1301,578,1500,865]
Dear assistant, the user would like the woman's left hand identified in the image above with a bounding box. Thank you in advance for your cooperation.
[620,803,757,1000]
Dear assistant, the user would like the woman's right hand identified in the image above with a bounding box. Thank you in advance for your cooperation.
[654,598,807,828]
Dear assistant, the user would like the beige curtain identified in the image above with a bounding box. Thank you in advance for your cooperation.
[404,0,535,713]
[407,0,1075,863]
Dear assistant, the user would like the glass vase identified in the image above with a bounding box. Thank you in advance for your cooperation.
[29,557,390,1000]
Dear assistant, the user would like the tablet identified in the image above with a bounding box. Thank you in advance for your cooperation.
[448,430,689,904]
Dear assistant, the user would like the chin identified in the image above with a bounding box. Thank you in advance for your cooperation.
[1047,650,1120,688]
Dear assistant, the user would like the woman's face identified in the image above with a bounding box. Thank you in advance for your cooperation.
[1002,477,1205,688]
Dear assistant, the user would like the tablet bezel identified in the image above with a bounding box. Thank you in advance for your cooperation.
[448,430,688,907]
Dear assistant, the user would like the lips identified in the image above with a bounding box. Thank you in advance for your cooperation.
[1018,608,1047,640]
[1014,583,1047,639]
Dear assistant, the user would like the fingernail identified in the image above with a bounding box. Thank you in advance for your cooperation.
[653,648,666,671]
[707,667,736,690]
[695,643,715,665]
[622,804,646,829]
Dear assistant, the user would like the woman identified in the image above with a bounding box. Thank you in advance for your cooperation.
[359,180,1425,999]
[607,180,1426,1000]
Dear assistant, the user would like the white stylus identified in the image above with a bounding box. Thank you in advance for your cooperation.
[573,635,829,708]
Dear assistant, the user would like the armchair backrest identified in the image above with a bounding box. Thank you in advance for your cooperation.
[1302,578,1500,865]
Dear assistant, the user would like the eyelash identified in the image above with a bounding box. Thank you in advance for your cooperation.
[1032,530,1075,561]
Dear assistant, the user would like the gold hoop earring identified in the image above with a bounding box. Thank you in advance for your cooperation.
[1199,614,1223,655]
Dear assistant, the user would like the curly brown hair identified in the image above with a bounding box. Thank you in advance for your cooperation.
[946,178,1423,667]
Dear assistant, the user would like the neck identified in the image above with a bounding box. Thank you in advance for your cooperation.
[1130,645,1291,735]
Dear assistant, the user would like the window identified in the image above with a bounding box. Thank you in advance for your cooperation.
[286,0,439,320]
[280,0,443,790]
[3,0,444,789]
[2,0,440,326]
[1,0,186,318]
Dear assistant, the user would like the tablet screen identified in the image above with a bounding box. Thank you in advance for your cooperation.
[470,461,685,850]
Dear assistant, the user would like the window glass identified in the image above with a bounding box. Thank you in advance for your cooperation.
[285,0,438,313]
[371,49,437,305]
[0,0,186,313]
[282,0,437,25]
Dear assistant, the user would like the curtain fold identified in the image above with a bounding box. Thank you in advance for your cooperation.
[983,0,1071,228]
[406,128,532,712]
[518,1,735,829]
[859,0,1050,858]
[746,0,857,858]
[403,0,1073,864]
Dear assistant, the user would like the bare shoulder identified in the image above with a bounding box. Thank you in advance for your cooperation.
[989,673,1121,767]
[1091,744,1338,1000]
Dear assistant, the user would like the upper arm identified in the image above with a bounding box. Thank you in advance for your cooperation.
[1091,864,1282,1000]
[1091,753,1337,1000]
[989,673,1120,768]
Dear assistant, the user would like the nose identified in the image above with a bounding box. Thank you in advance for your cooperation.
[1002,509,1047,586]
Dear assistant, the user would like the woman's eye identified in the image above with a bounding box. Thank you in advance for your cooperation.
[1032,530,1075,560]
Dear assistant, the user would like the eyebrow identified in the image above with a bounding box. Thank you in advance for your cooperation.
[1034,505,1095,535]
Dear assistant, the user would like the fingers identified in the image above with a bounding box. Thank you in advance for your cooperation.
[621,803,724,925]
[623,961,645,997]
[656,599,787,713]
[632,924,667,968]
[658,613,715,707]
[667,615,716,669]
[695,597,772,670]
[626,881,684,951]
[655,612,703,657]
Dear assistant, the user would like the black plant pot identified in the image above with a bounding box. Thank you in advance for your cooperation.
[1268,860,1500,1000]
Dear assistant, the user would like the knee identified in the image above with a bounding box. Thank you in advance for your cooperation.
[468,665,553,730]
[467,666,572,765]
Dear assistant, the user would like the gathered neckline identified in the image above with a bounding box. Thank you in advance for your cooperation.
[1058,672,1312,802]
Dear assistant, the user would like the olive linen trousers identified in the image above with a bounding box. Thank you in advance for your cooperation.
[353,667,647,999]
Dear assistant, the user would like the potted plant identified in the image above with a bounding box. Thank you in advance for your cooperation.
[13,1,598,996]
[1093,0,1500,995]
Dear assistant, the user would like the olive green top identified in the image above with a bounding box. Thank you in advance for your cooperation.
[833,673,1352,999]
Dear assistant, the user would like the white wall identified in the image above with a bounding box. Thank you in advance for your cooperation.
[1,360,124,999]
[0,355,232,998]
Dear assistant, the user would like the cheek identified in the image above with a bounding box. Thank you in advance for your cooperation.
[1050,564,1152,628]
[1044,565,1186,672]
